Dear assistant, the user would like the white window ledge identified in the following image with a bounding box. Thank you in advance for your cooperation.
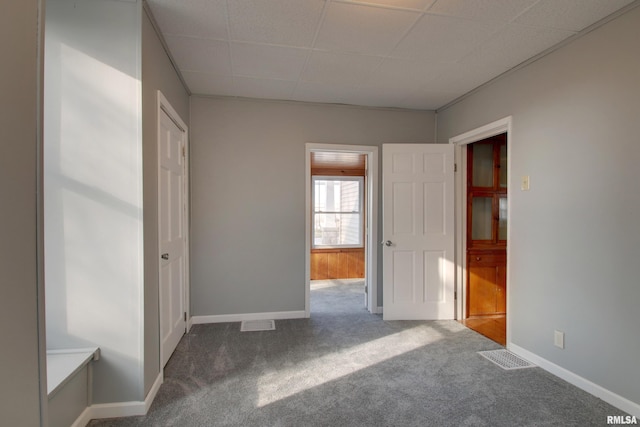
[47,347,100,397]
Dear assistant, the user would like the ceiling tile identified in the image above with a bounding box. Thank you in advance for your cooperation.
[346,0,436,10]
[365,57,450,87]
[165,36,231,74]
[227,0,326,47]
[315,2,421,55]
[147,0,228,39]
[513,0,636,32]
[182,71,235,96]
[302,51,383,85]
[426,67,498,101]
[471,24,576,70]
[391,15,500,62]
[392,14,499,62]
[231,43,309,80]
[348,84,417,108]
[233,76,297,100]
[430,23,576,96]
[292,81,358,105]
[427,0,539,23]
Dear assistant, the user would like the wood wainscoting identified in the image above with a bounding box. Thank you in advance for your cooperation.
[311,248,364,280]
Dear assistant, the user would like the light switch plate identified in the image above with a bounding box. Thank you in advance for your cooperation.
[554,330,565,349]
[521,175,530,191]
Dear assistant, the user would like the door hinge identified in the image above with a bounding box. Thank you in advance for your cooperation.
[182,146,186,157]
[184,312,187,322]
[454,291,457,300]
[454,163,458,172]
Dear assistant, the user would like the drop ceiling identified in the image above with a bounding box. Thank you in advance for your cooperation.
[146,0,636,110]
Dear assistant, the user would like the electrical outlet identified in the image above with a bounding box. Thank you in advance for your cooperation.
[554,330,565,349]
[521,175,530,191]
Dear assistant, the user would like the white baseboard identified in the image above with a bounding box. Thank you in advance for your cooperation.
[145,372,163,412]
[70,407,93,427]
[509,343,640,418]
[86,401,147,420]
[70,373,163,426]
[192,310,306,324]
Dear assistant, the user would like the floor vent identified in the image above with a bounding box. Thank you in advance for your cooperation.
[240,320,276,332]
[478,349,536,370]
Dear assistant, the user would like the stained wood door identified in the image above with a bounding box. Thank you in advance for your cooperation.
[466,135,507,317]
[159,106,187,367]
[382,144,455,320]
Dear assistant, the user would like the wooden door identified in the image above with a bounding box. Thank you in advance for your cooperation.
[159,106,187,367]
[466,135,507,317]
[383,144,455,320]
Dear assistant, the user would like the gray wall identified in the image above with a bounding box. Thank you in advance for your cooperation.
[0,1,45,425]
[44,0,145,404]
[141,7,190,395]
[437,5,640,408]
[190,97,435,316]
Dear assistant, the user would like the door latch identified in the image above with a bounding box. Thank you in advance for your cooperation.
[161,253,169,260]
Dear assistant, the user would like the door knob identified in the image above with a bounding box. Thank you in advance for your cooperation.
[161,253,169,260]
[383,240,392,247]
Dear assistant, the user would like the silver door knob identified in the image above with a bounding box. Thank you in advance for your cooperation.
[161,253,169,260]
[384,240,392,247]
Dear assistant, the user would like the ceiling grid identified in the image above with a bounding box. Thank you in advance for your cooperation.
[147,0,638,110]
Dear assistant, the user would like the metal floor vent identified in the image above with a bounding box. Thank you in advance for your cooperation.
[478,349,536,370]
[240,320,276,332]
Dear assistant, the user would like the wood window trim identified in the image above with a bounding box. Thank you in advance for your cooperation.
[311,247,364,254]
[311,167,365,176]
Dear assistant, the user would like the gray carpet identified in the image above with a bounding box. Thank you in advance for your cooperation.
[89,280,622,426]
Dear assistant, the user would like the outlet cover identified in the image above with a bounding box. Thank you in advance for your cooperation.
[554,330,565,349]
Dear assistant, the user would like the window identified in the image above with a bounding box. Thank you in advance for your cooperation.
[312,176,364,248]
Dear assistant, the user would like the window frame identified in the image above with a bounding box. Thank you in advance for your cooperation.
[311,175,364,249]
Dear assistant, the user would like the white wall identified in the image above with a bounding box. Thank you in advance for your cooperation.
[437,5,640,411]
[44,0,145,404]
[0,0,45,425]
[190,97,435,316]
[141,7,190,395]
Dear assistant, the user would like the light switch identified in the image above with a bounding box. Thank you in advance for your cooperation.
[521,175,530,191]
[554,330,565,349]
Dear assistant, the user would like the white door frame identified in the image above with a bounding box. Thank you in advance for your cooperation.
[449,116,512,345]
[305,143,379,317]
[157,91,190,369]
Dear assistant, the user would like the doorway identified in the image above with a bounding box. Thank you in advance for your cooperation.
[461,133,507,345]
[450,117,511,346]
[305,144,378,317]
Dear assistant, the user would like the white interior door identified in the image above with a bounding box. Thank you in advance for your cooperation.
[382,144,455,320]
[159,106,187,367]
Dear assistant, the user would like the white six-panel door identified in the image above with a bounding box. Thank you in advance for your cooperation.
[159,105,187,367]
[382,144,455,320]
